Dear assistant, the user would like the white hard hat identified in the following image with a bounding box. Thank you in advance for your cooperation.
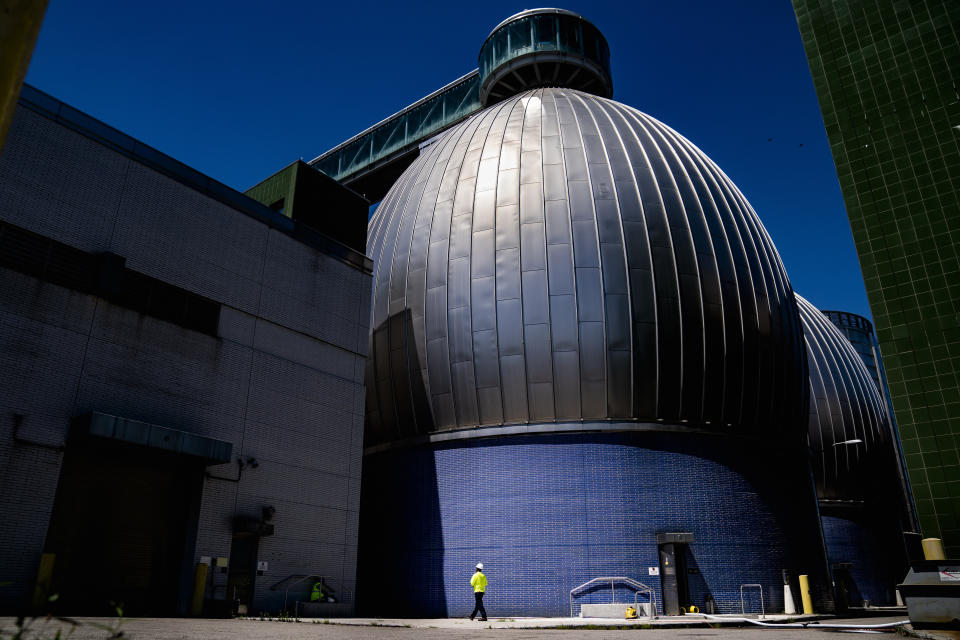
[476,563,483,570]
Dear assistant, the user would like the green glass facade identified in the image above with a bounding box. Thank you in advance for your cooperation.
[792,0,960,554]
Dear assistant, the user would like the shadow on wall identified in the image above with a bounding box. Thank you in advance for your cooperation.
[684,548,714,613]
[357,444,446,617]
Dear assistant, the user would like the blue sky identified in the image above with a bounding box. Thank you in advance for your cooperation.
[25,0,872,318]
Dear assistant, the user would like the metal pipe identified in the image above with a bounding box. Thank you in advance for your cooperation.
[699,614,909,630]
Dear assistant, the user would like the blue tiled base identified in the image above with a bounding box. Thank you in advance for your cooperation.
[358,430,831,617]
[821,511,906,606]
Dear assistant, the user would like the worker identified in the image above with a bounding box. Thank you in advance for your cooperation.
[310,580,325,602]
[469,562,487,621]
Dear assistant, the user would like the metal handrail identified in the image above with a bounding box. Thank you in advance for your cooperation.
[271,574,354,612]
[740,583,765,618]
[569,576,657,618]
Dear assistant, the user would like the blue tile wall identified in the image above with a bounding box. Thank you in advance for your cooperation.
[821,512,905,606]
[359,430,832,617]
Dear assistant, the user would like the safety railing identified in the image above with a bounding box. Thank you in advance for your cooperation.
[569,576,657,618]
[270,574,353,613]
[740,583,765,618]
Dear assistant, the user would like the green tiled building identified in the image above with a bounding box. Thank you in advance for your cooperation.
[792,0,960,555]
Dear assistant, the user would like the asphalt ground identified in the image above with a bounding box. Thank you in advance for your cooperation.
[3,614,942,640]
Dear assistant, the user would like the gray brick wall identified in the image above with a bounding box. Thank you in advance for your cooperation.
[0,104,371,613]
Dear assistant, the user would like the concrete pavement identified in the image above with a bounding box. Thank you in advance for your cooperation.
[3,613,929,640]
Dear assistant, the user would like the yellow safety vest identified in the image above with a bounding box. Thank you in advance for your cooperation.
[471,571,487,593]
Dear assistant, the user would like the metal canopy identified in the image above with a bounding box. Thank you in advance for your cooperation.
[73,412,232,465]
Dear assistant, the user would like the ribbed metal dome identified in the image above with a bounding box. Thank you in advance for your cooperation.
[797,295,891,500]
[365,88,806,447]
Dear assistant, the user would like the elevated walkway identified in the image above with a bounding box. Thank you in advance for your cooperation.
[309,71,481,201]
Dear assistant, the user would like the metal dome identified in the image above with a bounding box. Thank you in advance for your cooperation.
[797,295,891,500]
[365,88,806,447]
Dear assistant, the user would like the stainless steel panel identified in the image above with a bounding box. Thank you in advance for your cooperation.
[607,350,632,417]
[545,200,571,245]
[543,163,567,200]
[563,149,588,181]
[477,386,504,425]
[472,328,501,388]
[579,321,606,380]
[549,294,578,351]
[476,157,500,192]
[553,350,581,419]
[521,270,549,324]
[496,169,520,206]
[473,189,496,231]
[519,151,543,185]
[496,297,524,355]
[605,293,631,351]
[496,204,520,250]
[448,257,471,309]
[448,305,472,363]
[606,146,634,182]
[454,178,477,215]
[408,222,431,275]
[448,213,473,259]
[460,150,482,179]
[500,353,529,422]
[582,134,606,164]
[572,220,600,268]
[471,229,496,278]
[520,223,546,271]
[595,199,621,244]
[431,199,454,241]
[528,381,555,422]
[499,142,521,171]
[616,182,644,222]
[432,392,456,428]
[568,181,594,221]
[560,123,582,146]
[451,360,480,426]
[520,183,545,224]
[546,244,574,295]
[471,276,496,331]
[541,96,560,136]
[575,267,604,322]
[581,379,606,419]
[426,336,451,394]
[424,285,447,339]
[495,247,521,301]
[541,135,563,162]
[524,322,553,384]
[600,243,627,294]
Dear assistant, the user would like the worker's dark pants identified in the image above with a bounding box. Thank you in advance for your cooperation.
[471,592,486,620]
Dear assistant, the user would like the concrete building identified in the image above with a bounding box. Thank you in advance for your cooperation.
[792,0,960,554]
[0,86,372,615]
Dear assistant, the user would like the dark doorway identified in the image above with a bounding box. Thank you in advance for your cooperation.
[227,535,260,612]
[657,532,695,615]
[43,440,203,615]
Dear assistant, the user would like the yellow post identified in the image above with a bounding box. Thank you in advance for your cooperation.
[32,553,55,608]
[921,538,946,560]
[798,574,813,614]
[190,562,208,616]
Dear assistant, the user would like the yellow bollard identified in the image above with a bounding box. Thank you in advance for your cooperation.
[921,538,946,561]
[798,574,813,614]
[190,562,208,616]
[32,553,55,608]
